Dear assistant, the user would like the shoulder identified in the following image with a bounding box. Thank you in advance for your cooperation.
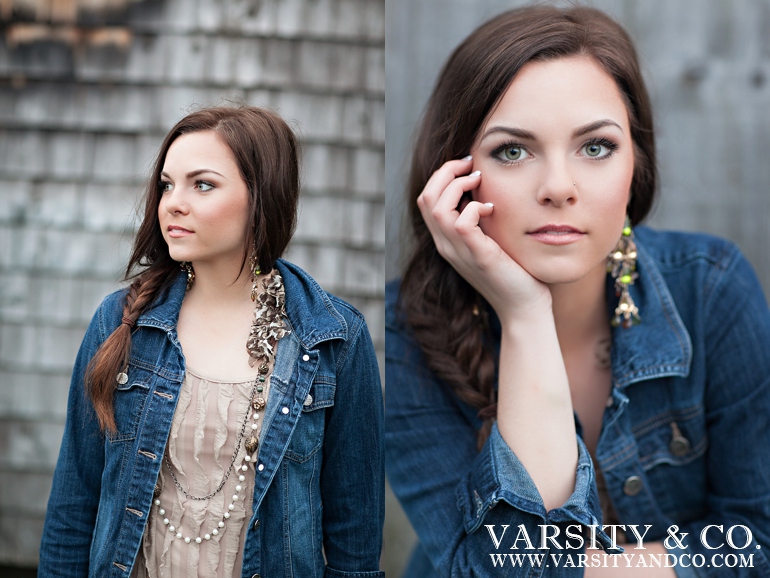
[89,286,129,341]
[385,278,405,331]
[384,278,430,369]
[635,226,742,272]
[275,259,367,343]
[636,226,767,329]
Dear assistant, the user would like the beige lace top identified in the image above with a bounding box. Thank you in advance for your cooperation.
[131,367,271,578]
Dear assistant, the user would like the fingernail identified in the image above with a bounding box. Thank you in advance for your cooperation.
[470,170,481,177]
[462,155,473,161]
[484,202,494,207]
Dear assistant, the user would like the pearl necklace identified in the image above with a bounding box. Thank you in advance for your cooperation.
[150,270,290,546]
[152,363,269,544]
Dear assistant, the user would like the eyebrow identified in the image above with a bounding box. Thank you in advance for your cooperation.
[160,169,226,180]
[571,119,623,138]
[480,119,624,142]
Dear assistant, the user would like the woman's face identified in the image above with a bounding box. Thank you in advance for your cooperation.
[469,55,634,285]
[158,130,251,268]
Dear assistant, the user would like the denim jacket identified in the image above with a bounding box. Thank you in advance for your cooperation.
[385,227,770,577]
[40,259,385,578]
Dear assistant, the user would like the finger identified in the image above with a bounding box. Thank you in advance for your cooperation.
[418,169,479,233]
[431,171,482,222]
[421,173,483,263]
[418,156,474,209]
[453,201,498,258]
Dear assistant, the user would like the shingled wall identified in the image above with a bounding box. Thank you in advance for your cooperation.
[0,0,384,567]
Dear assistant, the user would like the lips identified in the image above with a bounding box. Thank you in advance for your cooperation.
[527,224,585,245]
[167,225,193,237]
[529,224,583,234]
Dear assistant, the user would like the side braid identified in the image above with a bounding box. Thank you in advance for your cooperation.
[86,266,172,433]
[403,256,499,450]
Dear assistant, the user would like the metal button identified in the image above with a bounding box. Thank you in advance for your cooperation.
[281,406,289,415]
[606,396,613,407]
[252,575,260,578]
[304,394,313,407]
[258,463,264,471]
[623,475,643,496]
[302,354,310,361]
[254,519,261,529]
[670,437,690,456]
[669,422,691,457]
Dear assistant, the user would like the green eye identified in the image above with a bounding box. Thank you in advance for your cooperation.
[585,143,603,157]
[502,146,524,161]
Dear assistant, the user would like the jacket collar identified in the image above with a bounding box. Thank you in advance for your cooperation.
[274,259,348,348]
[608,230,693,388]
[136,259,348,348]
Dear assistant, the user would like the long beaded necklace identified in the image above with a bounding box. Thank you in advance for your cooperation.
[151,268,290,545]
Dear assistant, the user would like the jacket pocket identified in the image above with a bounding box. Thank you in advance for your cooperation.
[108,369,151,443]
[634,405,708,519]
[634,405,707,470]
[283,379,335,463]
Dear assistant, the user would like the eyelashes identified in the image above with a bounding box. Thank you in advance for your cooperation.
[490,137,620,165]
[491,143,530,163]
[158,180,215,192]
[582,137,618,159]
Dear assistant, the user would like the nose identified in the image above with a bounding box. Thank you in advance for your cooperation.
[161,185,188,215]
[536,160,577,207]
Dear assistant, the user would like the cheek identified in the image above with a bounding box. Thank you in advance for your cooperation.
[475,188,525,253]
[207,198,250,241]
[157,198,168,227]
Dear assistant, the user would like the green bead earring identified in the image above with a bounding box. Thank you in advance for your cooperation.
[607,216,640,328]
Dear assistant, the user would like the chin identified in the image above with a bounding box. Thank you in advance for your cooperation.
[166,248,194,263]
[520,257,601,286]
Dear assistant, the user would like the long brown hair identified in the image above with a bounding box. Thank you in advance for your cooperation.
[88,106,300,432]
[399,6,658,448]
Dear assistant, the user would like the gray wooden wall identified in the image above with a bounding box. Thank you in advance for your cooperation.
[386,0,770,575]
[0,0,384,567]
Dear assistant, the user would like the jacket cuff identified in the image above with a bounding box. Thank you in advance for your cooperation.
[457,423,618,551]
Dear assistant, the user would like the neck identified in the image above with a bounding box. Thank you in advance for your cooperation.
[186,256,253,305]
[548,261,610,350]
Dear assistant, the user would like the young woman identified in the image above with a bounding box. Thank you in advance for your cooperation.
[385,6,770,578]
[40,106,384,577]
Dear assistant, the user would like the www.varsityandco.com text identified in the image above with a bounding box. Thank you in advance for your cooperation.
[484,524,761,570]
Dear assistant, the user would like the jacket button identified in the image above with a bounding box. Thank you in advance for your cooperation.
[669,436,691,456]
[669,422,691,456]
[302,354,310,361]
[304,394,313,406]
[252,575,260,578]
[623,476,643,496]
[254,519,261,529]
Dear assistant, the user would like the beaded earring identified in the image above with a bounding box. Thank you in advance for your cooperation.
[607,216,640,328]
[248,250,262,302]
[181,261,195,291]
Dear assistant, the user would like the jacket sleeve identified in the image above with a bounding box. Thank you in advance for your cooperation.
[321,315,385,577]
[665,247,770,578]
[39,301,110,576]
[385,301,616,578]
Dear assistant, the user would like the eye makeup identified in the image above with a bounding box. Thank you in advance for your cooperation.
[488,135,620,166]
